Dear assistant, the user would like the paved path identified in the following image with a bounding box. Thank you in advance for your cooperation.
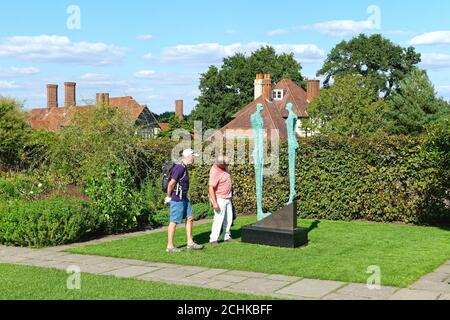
[0,227,449,300]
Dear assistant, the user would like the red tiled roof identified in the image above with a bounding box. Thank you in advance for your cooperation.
[27,96,147,132]
[221,79,310,139]
[159,123,170,132]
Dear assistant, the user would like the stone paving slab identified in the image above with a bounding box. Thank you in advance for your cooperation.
[333,284,398,300]
[439,293,450,300]
[266,274,301,282]
[202,280,234,290]
[228,278,291,294]
[323,293,370,300]
[409,279,450,293]
[1,244,449,300]
[225,270,268,279]
[435,265,450,274]
[388,289,441,300]
[137,267,204,281]
[418,272,450,283]
[276,279,346,299]
[102,266,160,278]
[211,274,248,283]
[193,268,228,279]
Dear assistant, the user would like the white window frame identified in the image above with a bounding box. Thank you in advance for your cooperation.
[272,89,284,100]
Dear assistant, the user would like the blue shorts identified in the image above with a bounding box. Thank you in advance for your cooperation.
[170,200,193,224]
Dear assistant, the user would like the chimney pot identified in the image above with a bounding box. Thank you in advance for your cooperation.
[64,82,76,108]
[254,74,264,100]
[96,93,110,106]
[175,100,184,120]
[262,74,272,101]
[307,80,320,103]
[47,84,58,109]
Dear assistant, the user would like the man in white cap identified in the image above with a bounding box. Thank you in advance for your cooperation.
[165,149,204,252]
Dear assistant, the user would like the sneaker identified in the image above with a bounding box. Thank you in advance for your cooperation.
[210,241,219,246]
[166,247,183,253]
[187,243,204,250]
[224,237,234,242]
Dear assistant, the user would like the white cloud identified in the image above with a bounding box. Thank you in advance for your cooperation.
[160,42,325,66]
[137,34,153,41]
[143,52,154,59]
[268,29,289,37]
[409,31,450,46]
[133,70,156,78]
[421,53,450,69]
[299,19,374,37]
[0,81,19,89]
[80,73,110,81]
[0,35,126,65]
[0,66,40,77]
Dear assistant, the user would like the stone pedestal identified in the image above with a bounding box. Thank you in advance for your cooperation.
[241,201,308,248]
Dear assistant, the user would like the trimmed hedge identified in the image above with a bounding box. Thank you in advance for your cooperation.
[189,135,449,225]
[0,197,100,247]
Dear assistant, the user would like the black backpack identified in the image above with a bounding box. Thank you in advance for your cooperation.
[161,161,176,192]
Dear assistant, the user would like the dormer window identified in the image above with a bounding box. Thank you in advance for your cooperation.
[272,89,284,100]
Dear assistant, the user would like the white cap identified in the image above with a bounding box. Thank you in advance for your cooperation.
[182,148,200,158]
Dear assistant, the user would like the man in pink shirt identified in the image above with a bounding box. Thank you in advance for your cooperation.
[209,155,233,244]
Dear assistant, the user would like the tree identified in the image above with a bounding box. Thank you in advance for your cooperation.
[305,75,388,138]
[386,68,450,135]
[0,97,31,170]
[317,34,421,97]
[190,46,304,129]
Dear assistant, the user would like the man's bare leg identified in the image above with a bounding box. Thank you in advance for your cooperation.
[167,222,177,249]
[186,217,194,245]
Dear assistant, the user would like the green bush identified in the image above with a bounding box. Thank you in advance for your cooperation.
[84,161,144,234]
[0,197,100,247]
[189,135,449,225]
[0,172,52,201]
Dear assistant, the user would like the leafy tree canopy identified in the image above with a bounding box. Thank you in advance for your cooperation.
[386,68,450,135]
[317,34,421,97]
[305,75,388,138]
[190,46,304,129]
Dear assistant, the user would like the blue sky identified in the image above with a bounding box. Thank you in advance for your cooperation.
[1,0,449,114]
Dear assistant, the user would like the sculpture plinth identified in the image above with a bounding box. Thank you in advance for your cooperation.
[241,201,308,248]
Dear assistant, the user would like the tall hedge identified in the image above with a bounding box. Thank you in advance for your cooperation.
[189,135,449,225]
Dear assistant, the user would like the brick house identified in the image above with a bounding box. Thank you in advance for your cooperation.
[27,82,163,138]
[218,74,320,140]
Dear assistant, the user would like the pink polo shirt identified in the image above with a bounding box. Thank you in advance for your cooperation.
[209,165,232,199]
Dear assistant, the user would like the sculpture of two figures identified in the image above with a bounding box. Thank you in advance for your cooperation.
[251,103,299,221]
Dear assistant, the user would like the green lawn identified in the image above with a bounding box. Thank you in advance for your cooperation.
[0,264,274,300]
[68,217,450,288]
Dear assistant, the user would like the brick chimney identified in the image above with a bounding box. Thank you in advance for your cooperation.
[64,82,76,108]
[307,80,320,103]
[175,100,184,120]
[96,93,110,106]
[262,74,272,101]
[254,74,263,100]
[47,84,58,109]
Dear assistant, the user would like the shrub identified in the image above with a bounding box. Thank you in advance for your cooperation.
[0,171,52,201]
[84,161,144,234]
[0,197,100,247]
[189,135,449,225]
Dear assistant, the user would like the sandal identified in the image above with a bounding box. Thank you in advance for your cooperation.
[187,243,204,250]
[166,247,183,253]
